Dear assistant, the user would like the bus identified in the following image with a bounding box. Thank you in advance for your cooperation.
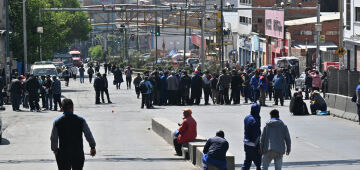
[69,51,83,67]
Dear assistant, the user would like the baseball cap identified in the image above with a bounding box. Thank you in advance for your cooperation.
[183,108,192,114]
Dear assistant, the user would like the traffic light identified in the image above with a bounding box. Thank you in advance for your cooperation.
[155,26,160,36]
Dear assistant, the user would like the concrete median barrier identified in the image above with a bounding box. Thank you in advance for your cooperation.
[152,117,235,169]
[196,147,235,170]
[325,93,336,108]
[344,97,358,121]
[325,93,359,122]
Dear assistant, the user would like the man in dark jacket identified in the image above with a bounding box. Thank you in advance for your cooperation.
[310,91,327,115]
[304,68,312,99]
[10,76,23,111]
[51,76,62,111]
[113,67,123,90]
[242,71,251,104]
[51,98,96,170]
[202,130,229,170]
[87,66,95,84]
[250,72,260,104]
[179,71,191,105]
[202,71,212,105]
[43,75,53,110]
[191,71,203,105]
[93,73,104,104]
[217,69,231,105]
[160,72,169,105]
[26,75,41,112]
[242,104,262,170]
[231,70,243,104]
[101,74,112,103]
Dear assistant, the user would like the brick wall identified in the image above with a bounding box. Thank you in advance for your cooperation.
[287,19,340,46]
[252,0,317,34]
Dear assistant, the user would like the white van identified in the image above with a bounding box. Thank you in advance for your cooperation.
[30,61,58,77]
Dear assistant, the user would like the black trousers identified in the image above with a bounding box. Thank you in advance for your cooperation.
[173,137,182,156]
[219,88,230,104]
[231,87,241,104]
[95,90,101,103]
[274,89,284,105]
[126,77,132,89]
[56,153,84,170]
[53,94,62,110]
[203,87,211,104]
[89,75,93,83]
[41,93,46,108]
[168,90,177,105]
[101,88,111,102]
[141,93,151,108]
[29,93,40,111]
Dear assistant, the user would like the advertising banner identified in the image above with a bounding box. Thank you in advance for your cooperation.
[265,10,284,39]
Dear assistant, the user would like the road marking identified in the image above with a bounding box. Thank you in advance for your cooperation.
[305,141,320,149]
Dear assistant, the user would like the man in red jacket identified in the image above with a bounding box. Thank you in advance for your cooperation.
[173,108,197,156]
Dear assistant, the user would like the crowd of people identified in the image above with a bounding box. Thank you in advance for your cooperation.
[131,65,329,114]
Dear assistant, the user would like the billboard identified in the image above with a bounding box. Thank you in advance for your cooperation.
[265,10,284,39]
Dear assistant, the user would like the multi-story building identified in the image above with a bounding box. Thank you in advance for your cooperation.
[343,0,360,71]
[237,0,253,65]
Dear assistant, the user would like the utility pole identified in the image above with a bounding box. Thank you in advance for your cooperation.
[220,0,224,69]
[200,6,205,71]
[339,0,344,47]
[155,12,158,66]
[23,0,28,72]
[5,0,10,82]
[315,1,321,71]
[183,0,188,67]
[137,0,140,51]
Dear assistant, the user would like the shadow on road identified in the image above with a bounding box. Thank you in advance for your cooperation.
[235,159,360,168]
[62,89,89,93]
[0,138,10,145]
[0,157,185,164]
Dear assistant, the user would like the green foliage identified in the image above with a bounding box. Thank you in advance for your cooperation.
[9,0,91,64]
[88,45,104,61]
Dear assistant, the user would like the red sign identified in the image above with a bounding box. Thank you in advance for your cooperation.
[192,35,207,49]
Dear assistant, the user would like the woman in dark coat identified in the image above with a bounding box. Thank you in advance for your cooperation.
[290,91,309,115]
[113,67,124,89]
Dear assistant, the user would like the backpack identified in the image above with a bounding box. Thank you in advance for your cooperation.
[139,81,148,93]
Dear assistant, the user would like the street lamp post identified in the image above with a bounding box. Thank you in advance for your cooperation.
[23,0,28,72]
[37,27,43,61]
[5,0,11,81]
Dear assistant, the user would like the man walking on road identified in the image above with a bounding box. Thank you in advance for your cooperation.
[101,74,112,104]
[10,76,23,111]
[79,66,85,84]
[51,98,96,170]
[202,130,229,170]
[125,66,133,89]
[51,76,62,111]
[242,104,262,170]
[273,70,285,106]
[260,109,291,170]
[87,66,94,84]
[94,73,104,104]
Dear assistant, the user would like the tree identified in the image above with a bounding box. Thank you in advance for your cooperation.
[88,45,104,61]
[9,0,92,64]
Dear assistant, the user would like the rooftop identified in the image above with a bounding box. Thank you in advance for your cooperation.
[285,12,340,26]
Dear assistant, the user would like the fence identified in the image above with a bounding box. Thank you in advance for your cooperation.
[328,69,359,97]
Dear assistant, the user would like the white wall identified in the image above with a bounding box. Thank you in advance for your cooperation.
[344,0,360,39]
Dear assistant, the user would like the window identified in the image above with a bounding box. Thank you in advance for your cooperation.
[302,0,312,2]
[258,18,263,23]
[356,7,360,22]
[346,0,351,30]
[239,16,251,24]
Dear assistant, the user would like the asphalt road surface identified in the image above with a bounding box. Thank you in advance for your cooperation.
[0,70,359,170]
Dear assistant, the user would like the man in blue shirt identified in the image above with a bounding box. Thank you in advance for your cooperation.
[355,81,360,124]
[273,70,285,106]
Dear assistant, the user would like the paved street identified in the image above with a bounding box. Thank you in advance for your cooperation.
[1,71,360,170]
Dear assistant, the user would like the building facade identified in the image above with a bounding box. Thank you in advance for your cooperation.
[343,0,360,71]
[237,0,253,65]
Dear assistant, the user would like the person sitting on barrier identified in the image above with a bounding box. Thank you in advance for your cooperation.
[290,91,309,115]
[202,130,229,170]
[173,108,197,156]
[310,91,327,115]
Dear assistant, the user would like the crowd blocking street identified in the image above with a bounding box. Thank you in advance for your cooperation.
[0,65,359,170]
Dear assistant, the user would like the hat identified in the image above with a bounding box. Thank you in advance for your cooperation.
[312,90,320,94]
[183,108,192,114]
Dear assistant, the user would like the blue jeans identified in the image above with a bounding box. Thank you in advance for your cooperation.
[80,75,84,83]
[202,154,227,170]
[357,104,360,123]
[45,93,53,109]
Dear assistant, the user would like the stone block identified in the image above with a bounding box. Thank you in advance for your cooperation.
[195,147,235,170]
[326,93,336,108]
[345,97,357,114]
[334,95,347,112]
[188,142,206,165]
[151,118,179,145]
